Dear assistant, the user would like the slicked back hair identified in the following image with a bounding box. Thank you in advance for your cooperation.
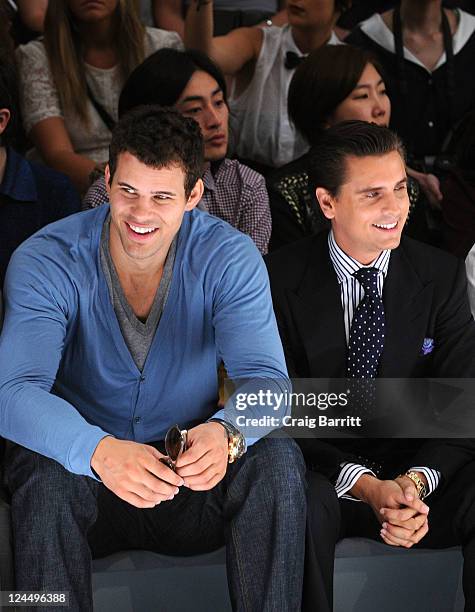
[108,106,204,198]
[307,120,406,197]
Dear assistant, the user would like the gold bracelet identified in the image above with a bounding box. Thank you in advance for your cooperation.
[398,471,427,499]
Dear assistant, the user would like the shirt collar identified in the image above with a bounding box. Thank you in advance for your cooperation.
[328,229,391,284]
[0,147,38,202]
[202,164,215,192]
[328,31,343,46]
[360,10,475,73]
[202,158,229,193]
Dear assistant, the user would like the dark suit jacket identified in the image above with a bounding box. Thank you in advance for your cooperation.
[266,231,475,491]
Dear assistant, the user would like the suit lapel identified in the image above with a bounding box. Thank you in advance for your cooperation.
[380,241,434,376]
[287,234,347,377]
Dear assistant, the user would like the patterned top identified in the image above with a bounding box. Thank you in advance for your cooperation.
[15,28,183,164]
[83,159,271,254]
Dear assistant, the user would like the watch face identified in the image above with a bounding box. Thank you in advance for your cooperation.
[229,434,246,462]
[235,435,246,459]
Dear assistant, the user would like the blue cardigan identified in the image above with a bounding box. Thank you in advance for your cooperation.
[0,206,288,477]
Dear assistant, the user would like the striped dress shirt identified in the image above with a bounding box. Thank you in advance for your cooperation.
[328,231,440,500]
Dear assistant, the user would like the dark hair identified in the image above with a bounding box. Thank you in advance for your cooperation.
[288,45,384,145]
[118,48,227,118]
[0,56,20,147]
[108,106,204,198]
[308,120,405,196]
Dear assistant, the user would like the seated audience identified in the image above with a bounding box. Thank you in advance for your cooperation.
[467,242,475,317]
[0,106,306,610]
[0,56,80,288]
[185,0,350,170]
[266,121,475,612]
[84,48,271,254]
[267,45,428,251]
[15,0,182,193]
[155,0,288,38]
[346,1,475,171]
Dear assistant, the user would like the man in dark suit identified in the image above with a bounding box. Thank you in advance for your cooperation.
[266,121,475,611]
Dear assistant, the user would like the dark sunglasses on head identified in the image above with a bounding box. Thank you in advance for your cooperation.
[160,425,188,472]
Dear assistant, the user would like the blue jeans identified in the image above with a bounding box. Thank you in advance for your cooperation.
[5,437,306,612]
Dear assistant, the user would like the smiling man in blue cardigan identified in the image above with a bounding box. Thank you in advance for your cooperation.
[0,106,306,612]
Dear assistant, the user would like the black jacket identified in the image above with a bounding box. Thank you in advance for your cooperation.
[266,232,475,490]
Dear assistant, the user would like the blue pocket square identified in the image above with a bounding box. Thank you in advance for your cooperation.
[421,338,434,356]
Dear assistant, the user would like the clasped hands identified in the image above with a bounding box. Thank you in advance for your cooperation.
[90,422,229,508]
[351,474,430,548]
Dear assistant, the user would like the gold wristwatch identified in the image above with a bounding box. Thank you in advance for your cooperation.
[398,471,427,500]
[208,419,246,463]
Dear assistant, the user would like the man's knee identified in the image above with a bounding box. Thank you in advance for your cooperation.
[5,445,96,513]
[245,436,307,498]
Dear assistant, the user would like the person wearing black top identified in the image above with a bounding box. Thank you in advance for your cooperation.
[266,121,475,612]
[346,1,475,168]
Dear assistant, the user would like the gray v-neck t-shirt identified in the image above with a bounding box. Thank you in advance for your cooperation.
[100,216,177,371]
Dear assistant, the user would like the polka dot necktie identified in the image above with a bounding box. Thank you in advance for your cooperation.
[347,267,385,379]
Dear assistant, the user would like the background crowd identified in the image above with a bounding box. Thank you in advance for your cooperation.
[0,0,475,339]
[1,0,475,305]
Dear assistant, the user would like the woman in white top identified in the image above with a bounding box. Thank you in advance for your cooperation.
[15,0,182,192]
[185,0,349,170]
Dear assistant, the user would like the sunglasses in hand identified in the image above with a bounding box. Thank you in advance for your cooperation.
[159,425,188,472]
